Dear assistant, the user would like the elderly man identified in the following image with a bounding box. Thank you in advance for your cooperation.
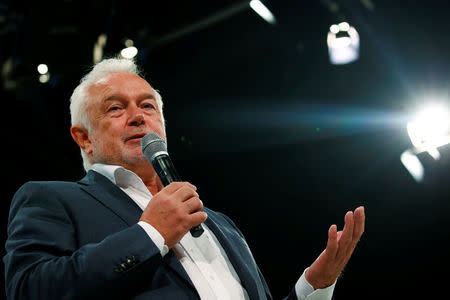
[4,58,365,299]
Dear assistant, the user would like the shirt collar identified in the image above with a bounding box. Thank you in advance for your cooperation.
[92,163,152,197]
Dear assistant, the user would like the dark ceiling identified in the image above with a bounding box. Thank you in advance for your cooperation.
[2,0,450,299]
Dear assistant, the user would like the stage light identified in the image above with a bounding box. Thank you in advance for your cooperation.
[37,64,48,75]
[249,0,276,24]
[124,39,134,47]
[93,34,107,63]
[120,46,138,59]
[406,103,450,158]
[39,73,50,84]
[400,103,450,182]
[37,64,50,84]
[400,150,424,182]
[338,21,350,31]
[329,24,339,34]
[327,22,359,65]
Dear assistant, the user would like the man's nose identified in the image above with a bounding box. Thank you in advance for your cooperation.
[128,105,145,126]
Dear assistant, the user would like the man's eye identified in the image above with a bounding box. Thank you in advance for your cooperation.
[109,106,121,111]
[142,103,155,109]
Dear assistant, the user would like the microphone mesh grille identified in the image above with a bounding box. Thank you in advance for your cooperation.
[141,133,167,159]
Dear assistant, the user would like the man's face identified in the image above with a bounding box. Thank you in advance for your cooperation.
[85,71,166,169]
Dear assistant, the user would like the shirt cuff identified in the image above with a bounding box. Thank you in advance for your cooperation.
[138,221,169,256]
[295,268,336,300]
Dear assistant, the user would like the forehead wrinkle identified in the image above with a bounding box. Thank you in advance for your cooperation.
[87,78,113,103]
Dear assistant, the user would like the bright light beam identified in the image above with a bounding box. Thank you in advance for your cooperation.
[407,103,450,159]
[250,0,276,24]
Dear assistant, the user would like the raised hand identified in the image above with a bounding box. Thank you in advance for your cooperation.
[305,206,365,289]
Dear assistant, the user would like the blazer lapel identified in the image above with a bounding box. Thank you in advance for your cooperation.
[78,170,142,226]
[205,214,267,300]
[163,249,198,293]
[78,170,197,293]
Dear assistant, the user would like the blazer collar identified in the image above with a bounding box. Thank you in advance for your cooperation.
[78,170,143,226]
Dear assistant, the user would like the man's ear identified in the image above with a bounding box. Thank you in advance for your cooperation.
[70,125,93,155]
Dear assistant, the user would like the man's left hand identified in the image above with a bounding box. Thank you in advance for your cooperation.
[305,206,365,289]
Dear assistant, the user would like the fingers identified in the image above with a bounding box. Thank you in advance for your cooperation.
[190,210,208,227]
[352,206,365,241]
[164,182,205,225]
[335,207,365,262]
[338,211,354,248]
[172,185,199,202]
[184,197,203,214]
[308,207,365,289]
[164,181,197,194]
[326,224,338,258]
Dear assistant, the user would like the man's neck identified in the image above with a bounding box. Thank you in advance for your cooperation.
[128,165,163,196]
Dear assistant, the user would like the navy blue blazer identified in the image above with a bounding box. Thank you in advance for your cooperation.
[4,170,297,299]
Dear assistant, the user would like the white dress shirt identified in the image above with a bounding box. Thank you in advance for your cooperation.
[92,163,336,299]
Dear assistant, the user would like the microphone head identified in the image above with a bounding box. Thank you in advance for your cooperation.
[141,132,168,162]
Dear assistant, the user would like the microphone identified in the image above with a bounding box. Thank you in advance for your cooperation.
[141,132,204,238]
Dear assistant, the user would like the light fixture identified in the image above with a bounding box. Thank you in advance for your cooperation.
[400,103,450,182]
[327,22,359,65]
[249,0,276,24]
[37,64,50,84]
[93,34,108,63]
[120,46,138,59]
[39,73,50,84]
[400,150,424,182]
[37,64,48,75]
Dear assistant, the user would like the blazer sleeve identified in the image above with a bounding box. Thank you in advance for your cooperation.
[3,182,163,300]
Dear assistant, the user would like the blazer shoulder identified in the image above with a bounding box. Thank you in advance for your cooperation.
[14,180,82,201]
[9,180,82,221]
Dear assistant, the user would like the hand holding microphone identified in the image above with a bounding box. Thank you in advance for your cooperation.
[140,133,205,246]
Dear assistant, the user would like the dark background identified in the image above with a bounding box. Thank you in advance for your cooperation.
[2,0,450,299]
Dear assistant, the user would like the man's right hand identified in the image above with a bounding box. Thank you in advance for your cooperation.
[139,182,207,248]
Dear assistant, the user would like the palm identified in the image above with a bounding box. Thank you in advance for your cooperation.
[306,206,365,289]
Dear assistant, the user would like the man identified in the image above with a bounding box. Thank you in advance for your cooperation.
[4,57,365,299]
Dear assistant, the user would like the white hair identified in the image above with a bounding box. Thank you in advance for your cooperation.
[69,57,165,172]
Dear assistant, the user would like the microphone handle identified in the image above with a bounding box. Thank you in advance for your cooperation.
[152,155,204,238]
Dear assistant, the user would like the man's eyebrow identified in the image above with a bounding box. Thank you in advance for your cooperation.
[138,93,156,101]
[102,93,156,102]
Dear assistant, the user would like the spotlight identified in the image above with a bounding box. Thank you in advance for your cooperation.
[39,73,50,84]
[406,103,450,158]
[329,24,339,34]
[37,64,48,75]
[400,103,450,182]
[327,22,359,65]
[249,0,276,24]
[120,46,138,59]
[400,150,424,182]
[93,34,107,63]
[338,21,350,31]
[37,64,50,84]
